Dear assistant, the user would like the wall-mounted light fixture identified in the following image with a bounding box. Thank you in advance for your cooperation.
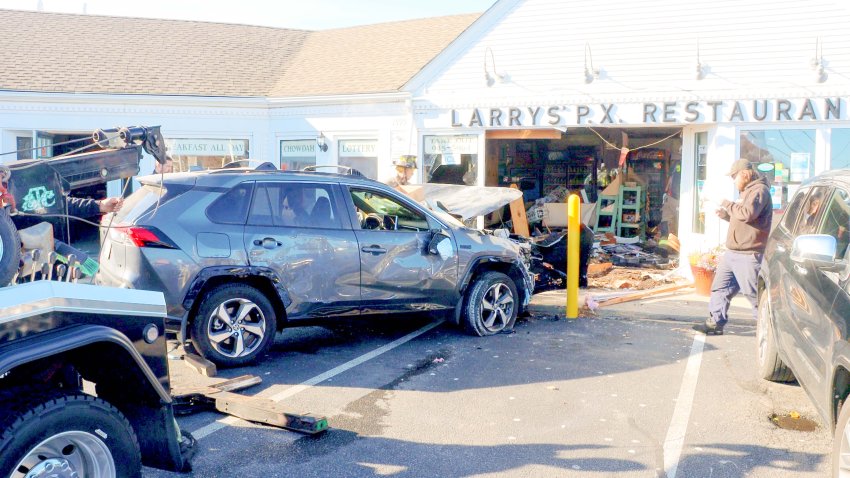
[695,39,707,80]
[484,47,508,87]
[584,43,601,84]
[316,133,328,152]
[811,37,827,83]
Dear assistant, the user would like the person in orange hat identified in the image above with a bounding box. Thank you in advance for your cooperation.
[385,155,417,188]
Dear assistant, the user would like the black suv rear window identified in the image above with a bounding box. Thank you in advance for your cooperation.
[207,182,254,225]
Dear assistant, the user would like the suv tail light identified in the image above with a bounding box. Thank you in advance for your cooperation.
[110,224,177,249]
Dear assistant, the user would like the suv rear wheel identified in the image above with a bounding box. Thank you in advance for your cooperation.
[0,391,141,478]
[756,291,795,382]
[462,271,518,336]
[191,283,276,367]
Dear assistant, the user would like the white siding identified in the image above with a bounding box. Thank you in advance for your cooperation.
[416,0,850,104]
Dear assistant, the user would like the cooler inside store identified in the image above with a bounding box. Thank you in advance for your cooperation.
[485,127,682,244]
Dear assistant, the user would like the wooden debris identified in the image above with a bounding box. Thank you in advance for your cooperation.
[587,262,613,276]
[184,352,217,377]
[594,283,693,307]
[509,184,530,237]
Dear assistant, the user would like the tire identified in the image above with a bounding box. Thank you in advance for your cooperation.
[0,391,141,478]
[191,283,276,367]
[462,271,518,336]
[0,208,20,286]
[756,290,795,382]
[834,398,850,476]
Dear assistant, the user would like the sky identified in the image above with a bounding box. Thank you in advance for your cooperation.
[0,0,497,29]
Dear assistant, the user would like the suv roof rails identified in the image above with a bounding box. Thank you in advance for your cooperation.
[301,165,365,177]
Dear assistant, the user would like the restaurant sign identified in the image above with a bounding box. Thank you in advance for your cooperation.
[449,97,843,128]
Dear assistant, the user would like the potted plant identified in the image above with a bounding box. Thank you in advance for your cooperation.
[688,246,723,296]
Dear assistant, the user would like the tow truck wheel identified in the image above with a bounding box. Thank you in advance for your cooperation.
[192,283,276,367]
[0,392,141,478]
[0,209,20,286]
[462,271,518,336]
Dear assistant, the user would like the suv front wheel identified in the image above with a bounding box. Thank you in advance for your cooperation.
[191,284,276,367]
[756,291,795,382]
[462,271,518,336]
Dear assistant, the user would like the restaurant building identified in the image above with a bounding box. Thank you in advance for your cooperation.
[1,0,849,261]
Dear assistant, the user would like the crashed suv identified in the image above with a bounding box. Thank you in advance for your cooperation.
[96,167,534,367]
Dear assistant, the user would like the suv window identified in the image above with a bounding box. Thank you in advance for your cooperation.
[248,183,341,229]
[794,186,830,236]
[350,189,429,231]
[818,188,850,259]
[207,182,253,225]
[780,187,808,233]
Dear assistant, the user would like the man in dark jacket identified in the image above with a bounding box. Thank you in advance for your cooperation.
[703,158,772,335]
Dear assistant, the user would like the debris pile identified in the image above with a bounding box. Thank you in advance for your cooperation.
[587,267,678,290]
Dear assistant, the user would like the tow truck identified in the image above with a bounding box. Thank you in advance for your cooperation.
[0,127,194,477]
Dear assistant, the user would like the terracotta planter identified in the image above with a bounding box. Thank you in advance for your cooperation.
[691,265,715,296]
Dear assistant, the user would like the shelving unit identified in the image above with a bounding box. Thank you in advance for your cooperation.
[628,149,668,226]
[541,150,594,197]
[594,194,617,233]
[617,186,645,238]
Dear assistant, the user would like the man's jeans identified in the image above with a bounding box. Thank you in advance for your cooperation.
[708,250,763,326]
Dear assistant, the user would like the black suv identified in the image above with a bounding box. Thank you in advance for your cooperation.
[96,168,534,367]
[757,170,850,475]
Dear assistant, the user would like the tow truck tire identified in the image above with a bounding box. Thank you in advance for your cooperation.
[192,283,276,367]
[0,209,20,287]
[462,271,518,336]
[756,291,795,383]
[0,391,141,478]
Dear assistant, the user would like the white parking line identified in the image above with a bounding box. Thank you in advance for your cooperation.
[662,332,706,478]
[190,319,445,440]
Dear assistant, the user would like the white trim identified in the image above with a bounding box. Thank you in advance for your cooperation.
[403,0,523,94]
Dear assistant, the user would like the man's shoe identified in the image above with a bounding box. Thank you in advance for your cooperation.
[694,318,724,335]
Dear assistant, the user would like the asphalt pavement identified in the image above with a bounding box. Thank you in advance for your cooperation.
[144,287,832,477]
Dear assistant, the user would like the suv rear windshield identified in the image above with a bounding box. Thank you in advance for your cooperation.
[115,184,168,224]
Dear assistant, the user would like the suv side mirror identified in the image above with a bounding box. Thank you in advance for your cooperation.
[791,234,843,270]
[428,230,454,259]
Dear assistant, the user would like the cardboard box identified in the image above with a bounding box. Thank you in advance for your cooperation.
[542,202,597,228]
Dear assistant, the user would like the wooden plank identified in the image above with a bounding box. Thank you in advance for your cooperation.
[596,283,692,307]
[508,184,530,237]
[486,129,562,140]
[212,391,328,434]
[171,374,262,398]
[184,352,217,377]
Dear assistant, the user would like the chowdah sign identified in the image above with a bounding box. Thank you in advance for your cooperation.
[449,97,843,128]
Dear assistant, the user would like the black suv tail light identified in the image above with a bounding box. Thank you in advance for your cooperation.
[111,225,177,248]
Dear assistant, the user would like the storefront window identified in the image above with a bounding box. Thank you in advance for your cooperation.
[166,138,249,172]
[693,132,708,234]
[423,135,478,185]
[280,140,317,172]
[740,129,815,210]
[830,129,850,170]
[338,140,378,179]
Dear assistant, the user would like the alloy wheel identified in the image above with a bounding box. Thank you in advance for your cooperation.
[206,298,267,358]
[479,282,515,334]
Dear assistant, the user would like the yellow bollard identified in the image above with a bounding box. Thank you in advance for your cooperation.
[566,194,580,319]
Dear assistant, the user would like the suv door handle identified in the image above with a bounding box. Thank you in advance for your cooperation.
[254,237,282,249]
[361,245,387,255]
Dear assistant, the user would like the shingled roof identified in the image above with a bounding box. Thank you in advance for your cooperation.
[0,9,478,98]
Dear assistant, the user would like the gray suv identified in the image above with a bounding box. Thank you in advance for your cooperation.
[97,167,534,367]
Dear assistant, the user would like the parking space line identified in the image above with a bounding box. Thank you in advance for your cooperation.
[662,332,706,478]
[190,319,445,440]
